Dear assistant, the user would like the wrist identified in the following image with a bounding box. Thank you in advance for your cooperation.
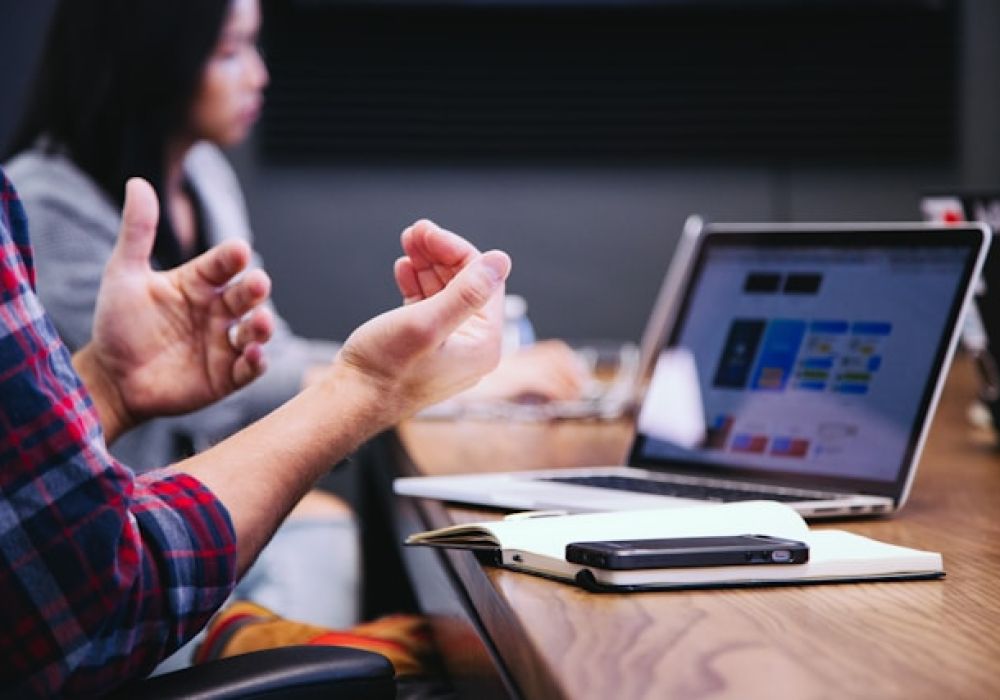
[72,344,136,443]
[313,359,408,435]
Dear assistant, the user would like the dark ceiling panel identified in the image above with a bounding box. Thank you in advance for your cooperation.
[260,1,957,165]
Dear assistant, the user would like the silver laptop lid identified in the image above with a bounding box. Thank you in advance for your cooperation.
[627,222,990,506]
[634,214,704,390]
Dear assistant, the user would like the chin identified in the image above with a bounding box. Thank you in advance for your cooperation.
[215,127,251,148]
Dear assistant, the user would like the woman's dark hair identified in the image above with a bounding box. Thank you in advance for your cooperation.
[7,0,231,265]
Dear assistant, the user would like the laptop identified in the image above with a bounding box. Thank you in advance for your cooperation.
[921,190,1000,430]
[395,222,990,518]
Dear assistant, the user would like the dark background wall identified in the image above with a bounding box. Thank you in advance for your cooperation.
[3,0,1000,344]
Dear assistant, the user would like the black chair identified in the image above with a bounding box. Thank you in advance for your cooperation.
[110,646,395,699]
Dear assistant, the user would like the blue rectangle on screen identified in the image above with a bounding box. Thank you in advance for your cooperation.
[867,355,882,371]
[835,383,869,395]
[731,434,751,450]
[852,322,892,336]
[750,320,807,391]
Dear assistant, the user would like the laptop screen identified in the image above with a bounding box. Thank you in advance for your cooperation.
[630,226,986,498]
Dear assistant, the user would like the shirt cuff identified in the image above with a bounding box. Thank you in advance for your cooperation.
[132,471,238,640]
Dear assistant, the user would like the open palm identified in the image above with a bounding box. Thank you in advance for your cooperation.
[90,179,274,424]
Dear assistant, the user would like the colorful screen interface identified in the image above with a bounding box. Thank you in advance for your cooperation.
[637,242,969,483]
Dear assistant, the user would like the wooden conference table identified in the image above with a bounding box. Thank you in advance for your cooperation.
[387,356,1000,699]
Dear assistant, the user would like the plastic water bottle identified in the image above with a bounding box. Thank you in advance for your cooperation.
[503,294,536,354]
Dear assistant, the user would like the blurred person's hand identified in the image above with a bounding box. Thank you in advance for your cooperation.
[459,340,589,403]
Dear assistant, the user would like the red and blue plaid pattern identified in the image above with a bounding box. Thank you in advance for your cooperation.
[0,169,237,696]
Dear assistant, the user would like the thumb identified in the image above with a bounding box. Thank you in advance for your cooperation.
[110,178,159,269]
[420,250,511,338]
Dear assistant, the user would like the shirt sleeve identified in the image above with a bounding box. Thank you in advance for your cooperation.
[0,172,238,696]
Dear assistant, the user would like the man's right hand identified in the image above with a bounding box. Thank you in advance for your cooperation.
[76,179,274,443]
[332,220,511,420]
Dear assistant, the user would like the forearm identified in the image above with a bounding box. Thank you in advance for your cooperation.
[174,363,393,574]
[72,343,133,443]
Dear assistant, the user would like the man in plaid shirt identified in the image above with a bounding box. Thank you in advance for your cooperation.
[0,168,511,696]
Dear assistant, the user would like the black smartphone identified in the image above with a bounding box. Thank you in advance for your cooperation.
[565,534,809,570]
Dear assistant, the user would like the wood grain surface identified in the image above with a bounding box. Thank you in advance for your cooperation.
[397,356,1000,699]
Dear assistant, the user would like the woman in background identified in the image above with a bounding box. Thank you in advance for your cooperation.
[5,0,585,663]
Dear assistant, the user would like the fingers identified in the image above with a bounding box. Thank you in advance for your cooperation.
[417,249,511,340]
[404,219,479,267]
[109,178,159,270]
[221,268,272,318]
[394,256,423,304]
[404,222,452,299]
[400,220,481,299]
[514,366,587,402]
[542,365,588,400]
[530,341,591,393]
[227,309,273,389]
[229,306,275,350]
[231,342,268,389]
[185,240,254,290]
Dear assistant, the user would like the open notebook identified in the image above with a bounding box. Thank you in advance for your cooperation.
[405,501,943,592]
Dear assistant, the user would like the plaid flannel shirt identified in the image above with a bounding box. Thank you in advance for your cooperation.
[0,169,237,697]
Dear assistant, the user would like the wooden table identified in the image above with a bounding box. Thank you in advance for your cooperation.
[390,357,1000,699]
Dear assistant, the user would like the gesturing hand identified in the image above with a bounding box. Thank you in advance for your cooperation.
[76,178,274,441]
[334,219,511,419]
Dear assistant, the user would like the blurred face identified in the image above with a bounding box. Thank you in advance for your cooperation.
[188,0,269,146]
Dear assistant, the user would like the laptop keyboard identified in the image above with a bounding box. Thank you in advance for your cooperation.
[543,475,829,503]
